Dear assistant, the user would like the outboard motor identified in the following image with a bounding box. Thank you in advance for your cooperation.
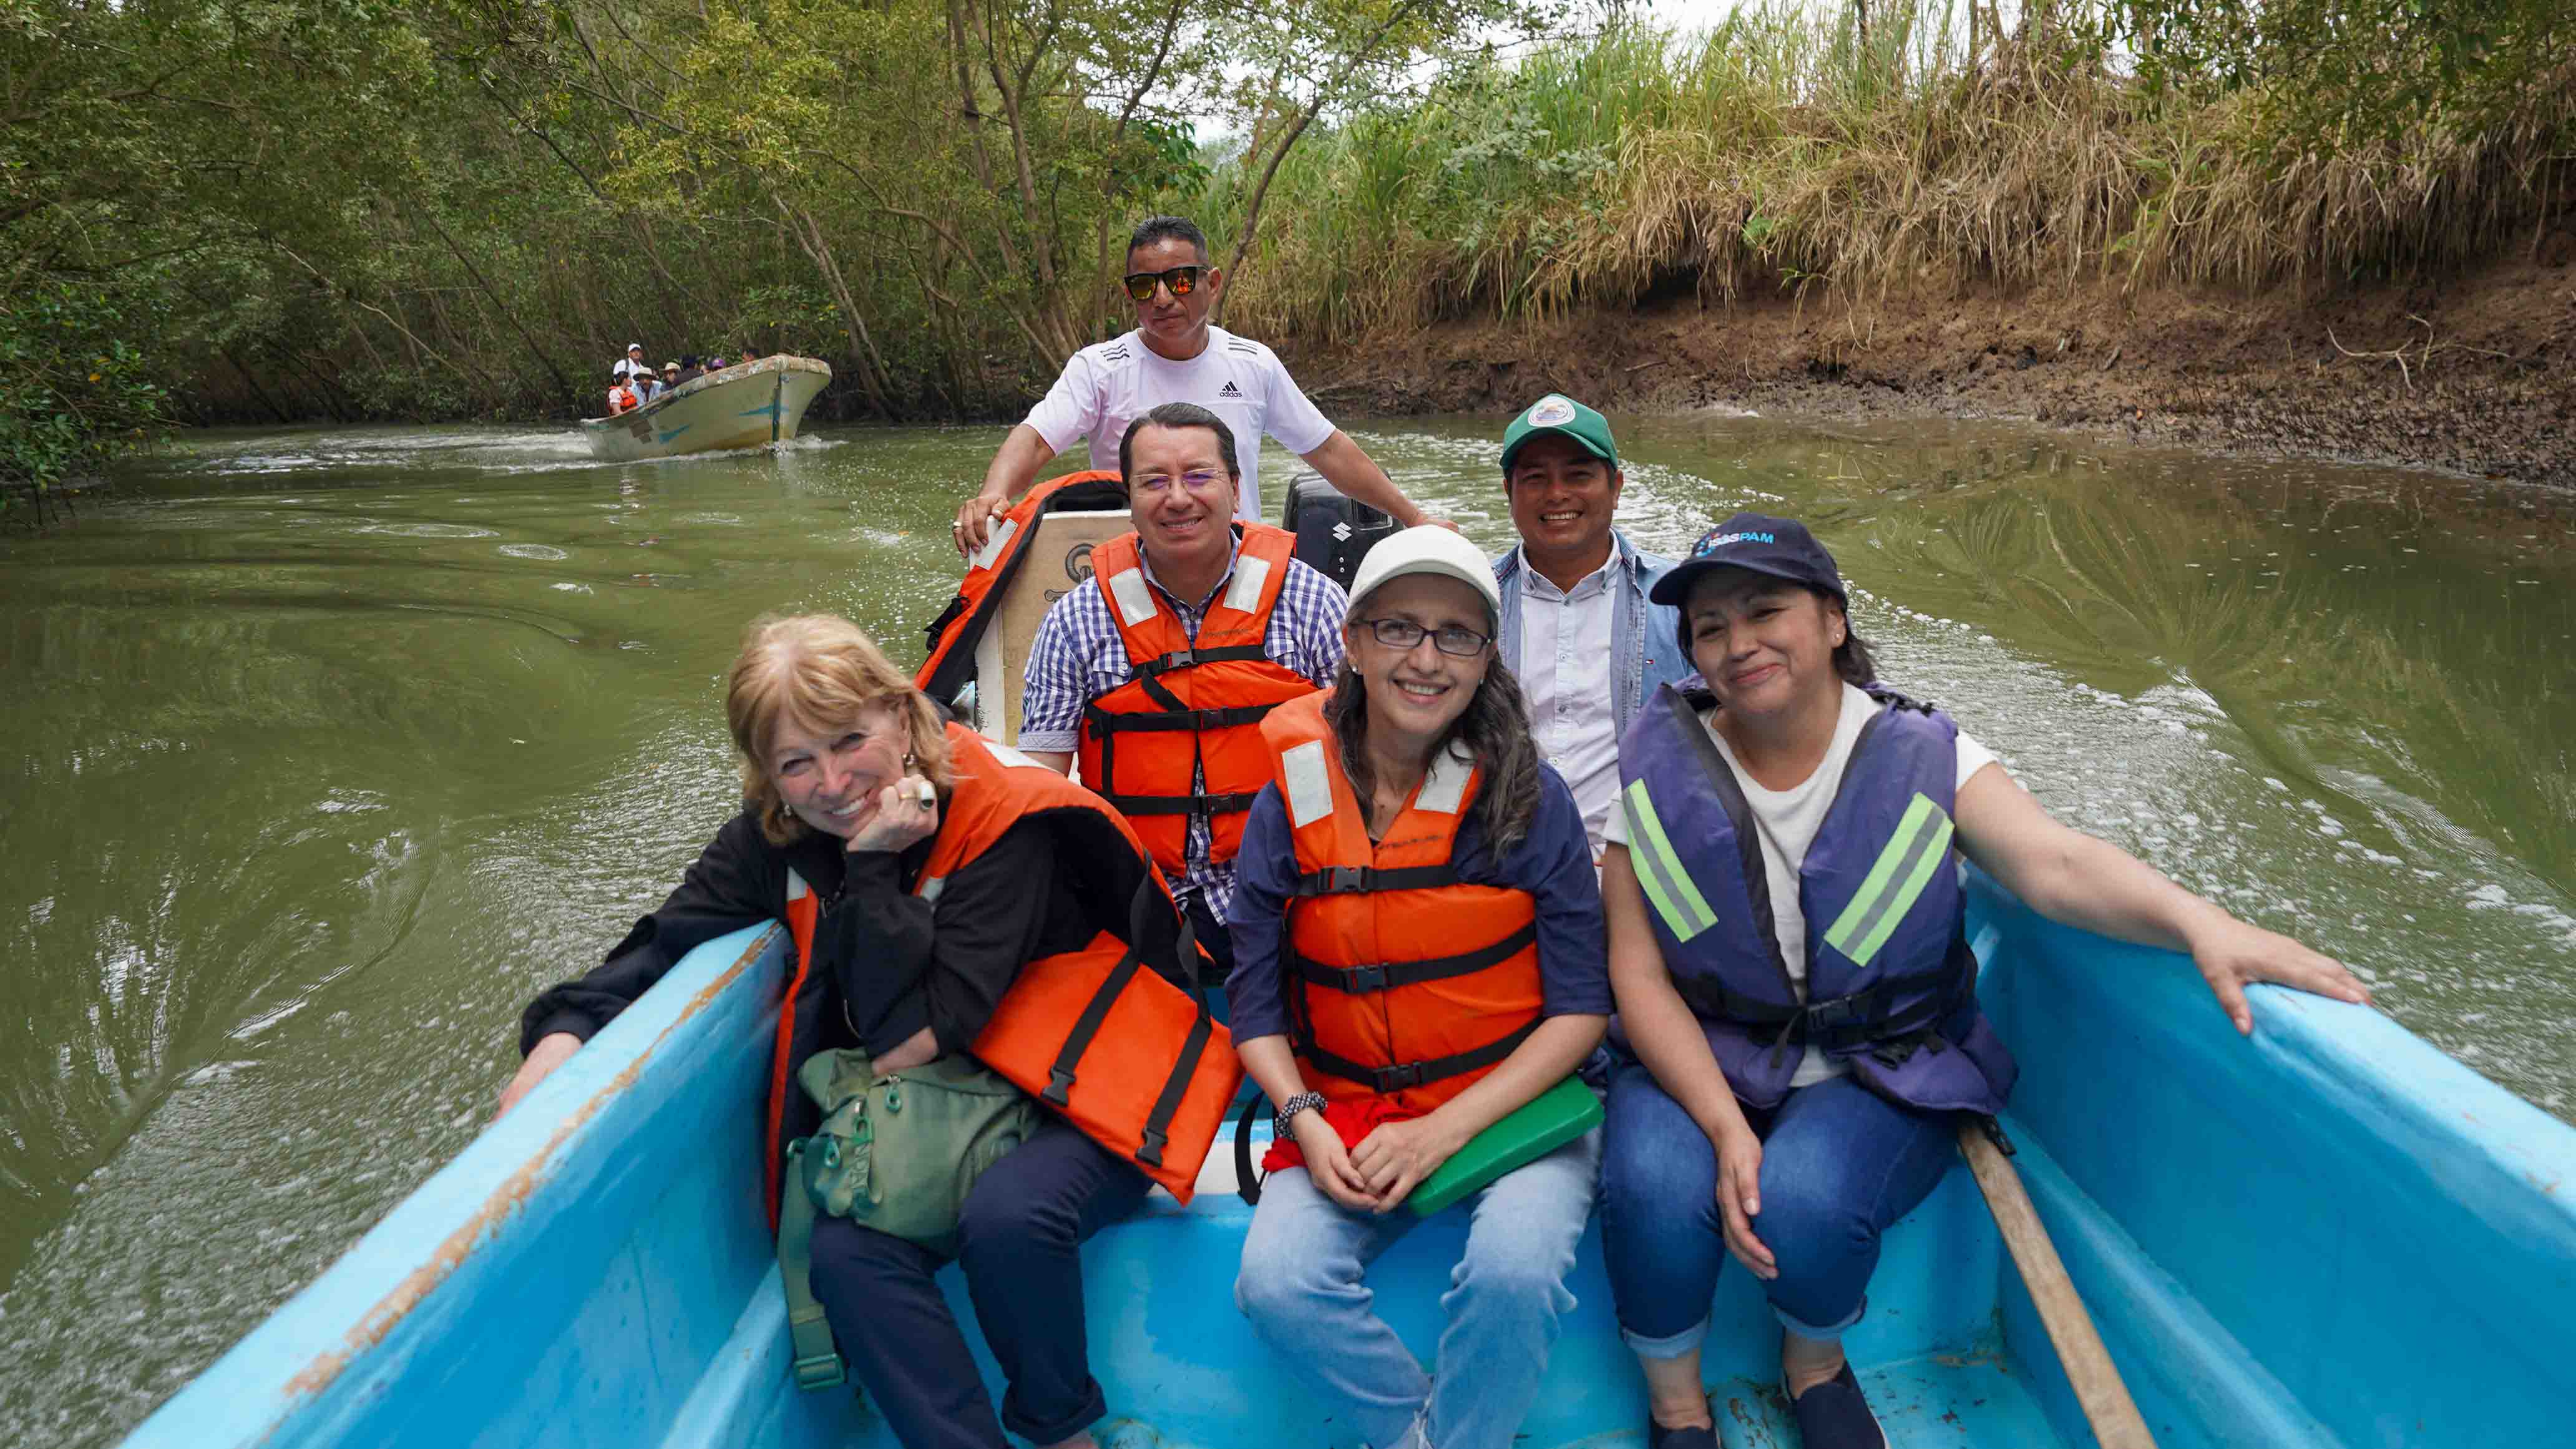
[1279,470,1395,592]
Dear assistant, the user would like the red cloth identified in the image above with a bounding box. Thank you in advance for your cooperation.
[1261,1096,1417,1173]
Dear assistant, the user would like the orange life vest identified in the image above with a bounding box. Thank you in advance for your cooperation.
[762,722,1239,1222]
[1260,693,1544,1118]
[1078,523,1319,877]
[915,470,1129,708]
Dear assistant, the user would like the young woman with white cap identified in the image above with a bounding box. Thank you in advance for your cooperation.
[1226,526,1611,1449]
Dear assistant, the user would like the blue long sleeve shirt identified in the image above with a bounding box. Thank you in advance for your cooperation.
[1222,759,1610,1044]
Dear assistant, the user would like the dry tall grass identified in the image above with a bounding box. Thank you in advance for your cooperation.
[1200,4,2575,344]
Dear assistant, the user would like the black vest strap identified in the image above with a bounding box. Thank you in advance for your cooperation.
[1040,947,1145,1107]
[1288,921,1538,996]
[1135,644,1271,678]
[1296,1019,1539,1096]
[1286,862,1462,897]
[1133,904,1216,1168]
[1675,930,1976,1053]
[1100,789,1266,817]
[1084,701,1279,735]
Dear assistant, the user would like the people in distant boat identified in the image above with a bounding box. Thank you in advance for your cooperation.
[630,368,661,406]
[1486,394,1697,859]
[607,371,642,416]
[1227,525,1610,1449]
[612,341,649,384]
[660,360,681,391]
[499,615,1217,1449]
[953,215,1447,559]
[1594,514,2374,1449]
[1017,402,1350,975]
[673,356,707,386]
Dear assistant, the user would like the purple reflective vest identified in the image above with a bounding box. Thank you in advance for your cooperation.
[1616,683,2015,1114]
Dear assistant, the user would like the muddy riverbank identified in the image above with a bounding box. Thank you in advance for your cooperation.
[1286,248,2575,486]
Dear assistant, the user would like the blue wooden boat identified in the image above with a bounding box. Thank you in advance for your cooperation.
[118,870,2576,1448]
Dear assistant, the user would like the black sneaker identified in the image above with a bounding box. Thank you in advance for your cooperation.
[1785,1362,1887,1449]
[1646,1422,1719,1449]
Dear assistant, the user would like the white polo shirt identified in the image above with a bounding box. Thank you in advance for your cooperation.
[1022,324,1336,521]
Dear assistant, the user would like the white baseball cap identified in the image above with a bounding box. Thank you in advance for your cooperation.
[1345,525,1502,622]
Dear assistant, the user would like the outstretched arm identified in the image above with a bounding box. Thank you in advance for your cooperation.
[1952,763,2373,1033]
[955,424,1060,554]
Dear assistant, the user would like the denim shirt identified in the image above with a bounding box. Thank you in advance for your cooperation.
[1493,529,1696,740]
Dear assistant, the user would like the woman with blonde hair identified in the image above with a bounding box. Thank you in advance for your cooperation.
[500,614,1214,1449]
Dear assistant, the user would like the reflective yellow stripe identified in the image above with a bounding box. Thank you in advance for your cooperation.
[1622,779,1717,942]
[1822,793,1955,967]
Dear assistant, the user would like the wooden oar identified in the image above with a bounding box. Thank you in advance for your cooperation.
[1956,1118,2159,1449]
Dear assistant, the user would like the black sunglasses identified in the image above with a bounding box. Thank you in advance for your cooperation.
[1122,265,1206,303]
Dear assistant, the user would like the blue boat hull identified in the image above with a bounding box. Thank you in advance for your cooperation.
[120,871,2576,1447]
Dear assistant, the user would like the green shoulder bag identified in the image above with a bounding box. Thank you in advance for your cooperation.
[776,1047,1043,1392]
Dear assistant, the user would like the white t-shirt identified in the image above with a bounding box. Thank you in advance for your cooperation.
[1021,324,1337,522]
[613,356,648,381]
[1516,555,1621,856]
[1608,683,1998,1086]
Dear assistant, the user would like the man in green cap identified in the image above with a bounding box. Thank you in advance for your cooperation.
[1489,393,1696,856]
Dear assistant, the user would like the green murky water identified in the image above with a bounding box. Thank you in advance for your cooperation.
[3,417,2570,1445]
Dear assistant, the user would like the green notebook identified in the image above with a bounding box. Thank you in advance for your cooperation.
[1407,1075,1604,1216]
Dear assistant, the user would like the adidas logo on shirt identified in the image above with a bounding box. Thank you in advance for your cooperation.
[1217,381,1242,398]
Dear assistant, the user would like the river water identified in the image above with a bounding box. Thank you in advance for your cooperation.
[2,417,2570,1445]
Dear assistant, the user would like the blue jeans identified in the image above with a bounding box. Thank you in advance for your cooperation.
[1599,1053,1954,1352]
[1235,1128,1603,1449]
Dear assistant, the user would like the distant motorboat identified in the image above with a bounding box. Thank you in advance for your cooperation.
[582,354,832,461]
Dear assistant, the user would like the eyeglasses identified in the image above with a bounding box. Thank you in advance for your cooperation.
[1132,468,1231,496]
[1359,617,1491,657]
[1122,265,1206,303]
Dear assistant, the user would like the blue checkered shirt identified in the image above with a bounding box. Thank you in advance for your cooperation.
[1020,533,1349,922]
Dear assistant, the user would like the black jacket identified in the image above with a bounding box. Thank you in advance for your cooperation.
[518,804,1097,1161]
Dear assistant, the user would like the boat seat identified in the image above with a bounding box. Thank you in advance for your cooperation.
[744,1119,2066,1449]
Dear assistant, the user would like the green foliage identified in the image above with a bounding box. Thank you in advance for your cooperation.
[0,283,172,523]
[2104,0,2574,142]
[0,0,2562,460]
[1211,2,2574,345]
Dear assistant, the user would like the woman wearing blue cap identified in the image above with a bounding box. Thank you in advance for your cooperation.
[1597,513,2372,1448]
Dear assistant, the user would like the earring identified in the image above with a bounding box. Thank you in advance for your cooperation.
[902,752,917,772]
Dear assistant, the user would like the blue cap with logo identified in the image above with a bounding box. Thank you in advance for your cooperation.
[1647,511,1846,606]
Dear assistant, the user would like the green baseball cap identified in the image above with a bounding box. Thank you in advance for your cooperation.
[1500,393,1618,474]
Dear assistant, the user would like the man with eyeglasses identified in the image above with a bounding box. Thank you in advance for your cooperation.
[1490,394,1697,857]
[954,215,1442,557]
[1017,401,1351,974]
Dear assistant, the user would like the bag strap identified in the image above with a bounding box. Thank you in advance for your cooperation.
[776,1140,849,1392]
[1232,1092,1266,1206]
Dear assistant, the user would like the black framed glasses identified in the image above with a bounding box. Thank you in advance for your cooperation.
[1122,265,1205,302]
[1360,617,1491,657]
